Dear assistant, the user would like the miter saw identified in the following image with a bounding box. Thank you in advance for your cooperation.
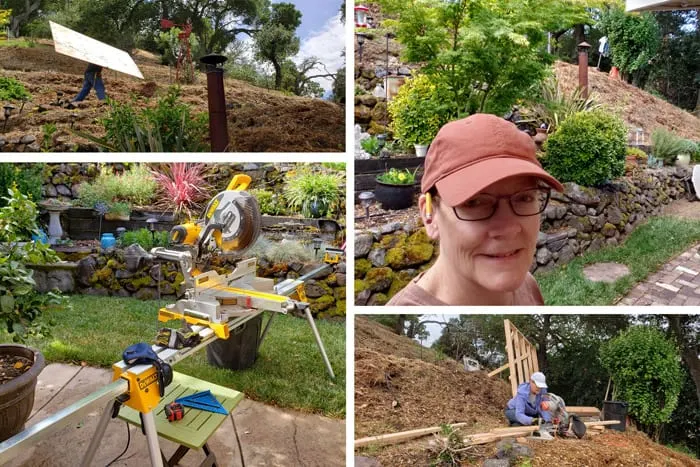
[150,174,302,340]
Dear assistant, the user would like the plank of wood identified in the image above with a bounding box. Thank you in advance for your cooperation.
[487,363,509,377]
[462,420,621,446]
[354,422,469,448]
[566,406,601,416]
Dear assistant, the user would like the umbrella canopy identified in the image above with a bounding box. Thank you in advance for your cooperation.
[49,21,144,79]
[626,0,700,11]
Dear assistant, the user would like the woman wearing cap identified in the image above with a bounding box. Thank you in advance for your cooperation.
[387,113,563,306]
[505,372,552,426]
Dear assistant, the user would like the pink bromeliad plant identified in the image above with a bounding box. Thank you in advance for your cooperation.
[150,163,213,220]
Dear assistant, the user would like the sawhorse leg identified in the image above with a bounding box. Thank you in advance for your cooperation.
[303,307,335,379]
[81,403,164,467]
[164,443,217,467]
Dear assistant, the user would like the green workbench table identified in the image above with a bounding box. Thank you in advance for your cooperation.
[119,371,244,466]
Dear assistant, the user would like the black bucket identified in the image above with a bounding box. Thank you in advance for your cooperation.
[206,314,262,370]
[602,400,628,431]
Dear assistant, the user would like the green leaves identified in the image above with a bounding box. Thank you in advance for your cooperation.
[544,109,627,186]
[600,326,683,427]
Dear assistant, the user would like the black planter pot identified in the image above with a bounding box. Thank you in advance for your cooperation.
[375,180,416,210]
[0,345,45,441]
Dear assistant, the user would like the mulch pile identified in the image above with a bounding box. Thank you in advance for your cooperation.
[555,61,700,140]
[354,317,700,467]
[0,44,345,152]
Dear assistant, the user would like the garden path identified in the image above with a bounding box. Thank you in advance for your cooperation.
[617,199,700,306]
[7,363,345,467]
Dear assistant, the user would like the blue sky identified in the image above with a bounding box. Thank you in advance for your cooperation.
[238,1,345,93]
[291,1,343,42]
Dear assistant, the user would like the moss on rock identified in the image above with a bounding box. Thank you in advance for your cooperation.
[365,267,394,292]
[380,232,407,249]
[355,258,372,277]
[404,243,434,266]
[310,294,335,313]
[385,247,405,269]
[355,279,368,296]
[334,286,346,300]
[407,228,431,245]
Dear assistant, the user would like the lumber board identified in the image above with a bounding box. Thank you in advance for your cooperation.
[566,406,601,416]
[488,363,509,377]
[354,422,469,448]
[463,420,620,446]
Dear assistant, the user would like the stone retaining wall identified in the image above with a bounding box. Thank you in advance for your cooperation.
[354,167,690,305]
[39,163,293,203]
[32,244,346,318]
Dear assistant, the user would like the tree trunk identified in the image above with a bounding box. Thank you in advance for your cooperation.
[574,24,586,47]
[665,315,700,405]
[273,60,282,89]
[537,315,550,374]
[394,315,406,336]
[9,0,42,38]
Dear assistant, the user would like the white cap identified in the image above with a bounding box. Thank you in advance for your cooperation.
[531,372,547,388]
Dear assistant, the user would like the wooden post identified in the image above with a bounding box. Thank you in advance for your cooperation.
[504,320,518,397]
[578,41,591,98]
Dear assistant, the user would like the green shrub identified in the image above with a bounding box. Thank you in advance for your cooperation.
[120,228,169,251]
[543,110,627,186]
[600,326,682,430]
[651,128,687,164]
[80,87,209,152]
[250,189,286,215]
[0,187,66,341]
[0,76,31,101]
[525,76,601,132]
[626,146,647,160]
[76,165,157,210]
[284,169,343,218]
[388,74,449,146]
[0,164,44,207]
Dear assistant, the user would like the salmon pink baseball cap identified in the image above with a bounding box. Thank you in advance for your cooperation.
[421,114,563,206]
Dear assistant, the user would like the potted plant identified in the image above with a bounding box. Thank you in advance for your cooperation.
[104,201,131,221]
[284,169,344,219]
[0,187,65,441]
[677,140,698,167]
[388,74,444,158]
[375,167,419,210]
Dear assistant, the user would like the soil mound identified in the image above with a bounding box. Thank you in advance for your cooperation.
[354,317,700,467]
[555,61,700,140]
[0,44,344,152]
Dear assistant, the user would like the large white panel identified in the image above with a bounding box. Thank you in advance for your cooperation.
[626,0,700,11]
[49,21,144,79]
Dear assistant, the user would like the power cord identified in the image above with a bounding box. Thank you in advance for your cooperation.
[104,421,131,467]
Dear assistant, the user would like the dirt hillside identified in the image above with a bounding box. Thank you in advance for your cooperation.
[0,42,345,152]
[354,317,700,466]
[555,61,700,141]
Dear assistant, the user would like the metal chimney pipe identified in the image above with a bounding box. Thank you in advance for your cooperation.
[577,42,591,99]
[200,54,229,152]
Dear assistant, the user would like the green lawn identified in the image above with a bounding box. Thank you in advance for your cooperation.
[537,216,700,305]
[9,295,346,418]
[0,38,45,48]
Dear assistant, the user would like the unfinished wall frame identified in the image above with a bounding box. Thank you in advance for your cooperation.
[490,319,539,397]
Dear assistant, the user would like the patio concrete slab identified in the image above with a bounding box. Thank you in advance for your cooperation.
[6,364,345,467]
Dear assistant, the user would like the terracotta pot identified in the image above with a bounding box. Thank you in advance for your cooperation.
[0,345,45,441]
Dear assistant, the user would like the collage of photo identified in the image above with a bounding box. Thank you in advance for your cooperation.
[0,0,698,466]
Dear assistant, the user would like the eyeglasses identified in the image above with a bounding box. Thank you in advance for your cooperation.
[452,187,550,221]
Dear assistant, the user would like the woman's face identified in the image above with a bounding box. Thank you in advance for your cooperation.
[424,175,542,293]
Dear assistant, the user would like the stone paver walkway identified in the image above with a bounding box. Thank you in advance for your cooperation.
[617,243,700,306]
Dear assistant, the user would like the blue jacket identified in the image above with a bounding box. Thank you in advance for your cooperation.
[506,382,551,425]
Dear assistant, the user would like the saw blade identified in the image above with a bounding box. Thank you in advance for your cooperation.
[203,190,261,255]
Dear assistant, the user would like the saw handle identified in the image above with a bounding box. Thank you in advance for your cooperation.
[226,174,252,191]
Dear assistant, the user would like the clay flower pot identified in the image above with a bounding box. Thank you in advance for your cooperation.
[0,345,45,441]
